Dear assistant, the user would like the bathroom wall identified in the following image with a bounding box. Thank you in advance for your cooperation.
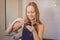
[6,0,18,28]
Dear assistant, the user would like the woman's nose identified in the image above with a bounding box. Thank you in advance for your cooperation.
[30,12,33,15]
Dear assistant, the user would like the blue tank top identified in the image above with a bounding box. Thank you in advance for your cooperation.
[22,22,38,40]
[22,22,34,40]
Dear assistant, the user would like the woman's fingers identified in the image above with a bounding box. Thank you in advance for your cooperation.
[13,18,24,25]
[26,26,35,32]
[26,25,32,32]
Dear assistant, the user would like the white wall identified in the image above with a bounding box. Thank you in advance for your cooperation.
[18,0,23,18]
[6,0,18,27]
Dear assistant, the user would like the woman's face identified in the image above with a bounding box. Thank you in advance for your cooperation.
[27,5,36,21]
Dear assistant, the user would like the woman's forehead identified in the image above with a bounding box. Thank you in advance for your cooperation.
[27,5,35,11]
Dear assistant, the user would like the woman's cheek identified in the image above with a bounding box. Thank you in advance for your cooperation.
[32,13,35,18]
[27,14,30,19]
[27,14,30,18]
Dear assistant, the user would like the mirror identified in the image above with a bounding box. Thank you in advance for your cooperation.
[5,0,60,40]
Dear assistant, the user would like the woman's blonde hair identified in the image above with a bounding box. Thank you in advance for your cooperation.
[24,2,42,24]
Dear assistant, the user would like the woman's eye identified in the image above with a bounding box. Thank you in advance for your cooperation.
[27,12,30,14]
[27,11,34,14]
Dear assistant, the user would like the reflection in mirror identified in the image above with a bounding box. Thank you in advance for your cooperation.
[5,0,60,40]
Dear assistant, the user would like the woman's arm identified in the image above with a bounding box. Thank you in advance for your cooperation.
[32,27,40,40]
[32,24,44,40]
[38,24,44,40]
[6,18,24,34]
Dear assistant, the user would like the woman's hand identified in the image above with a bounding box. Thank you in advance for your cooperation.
[26,25,40,40]
[14,18,24,24]
[12,18,24,31]
[26,25,36,33]
[6,18,24,34]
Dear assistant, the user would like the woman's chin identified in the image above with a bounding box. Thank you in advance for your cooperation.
[29,18,34,21]
[29,19,33,21]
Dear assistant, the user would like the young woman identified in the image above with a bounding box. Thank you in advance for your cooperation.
[6,2,44,40]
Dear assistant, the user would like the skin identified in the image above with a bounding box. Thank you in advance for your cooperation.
[6,5,44,40]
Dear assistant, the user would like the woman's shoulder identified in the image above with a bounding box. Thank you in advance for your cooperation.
[37,23,44,29]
